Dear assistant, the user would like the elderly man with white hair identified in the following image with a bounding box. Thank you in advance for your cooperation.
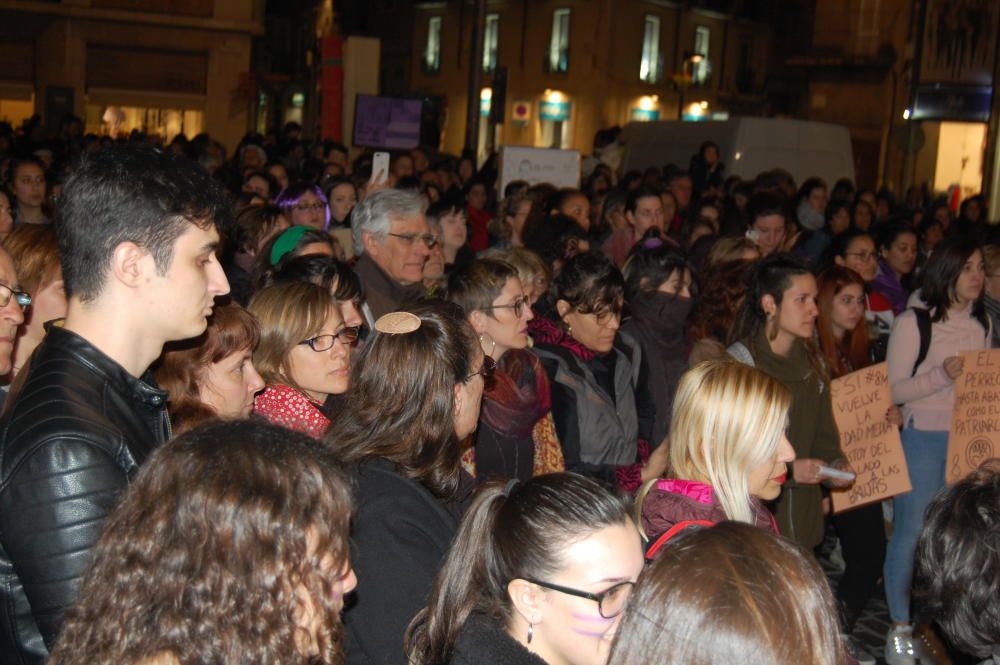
[351,189,436,326]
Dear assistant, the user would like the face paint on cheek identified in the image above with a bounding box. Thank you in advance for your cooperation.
[571,611,615,637]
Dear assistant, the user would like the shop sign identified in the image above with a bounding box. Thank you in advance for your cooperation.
[539,100,571,121]
[912,85,991,122]
[512,100,531,126]
[630,107,660,121]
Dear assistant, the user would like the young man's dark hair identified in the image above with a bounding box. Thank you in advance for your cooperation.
[58,144,230,301]
[0,142,231,665]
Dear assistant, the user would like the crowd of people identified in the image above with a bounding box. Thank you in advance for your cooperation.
[0,121,997,665]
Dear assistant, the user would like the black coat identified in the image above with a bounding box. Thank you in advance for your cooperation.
[0,327,171,665]
[343,458,458,665]
[450,615,549,665]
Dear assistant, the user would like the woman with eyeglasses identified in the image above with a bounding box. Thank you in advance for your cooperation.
[532,251,669,493]
[275,182,330,231]
[406,473,644,665]
[248,281,357,437]
[448,258,564,482]
[327,302,487,665]
[826,229,895,361]
[3,225,65,378]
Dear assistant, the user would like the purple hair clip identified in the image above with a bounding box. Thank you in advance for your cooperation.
[641,237,665,250]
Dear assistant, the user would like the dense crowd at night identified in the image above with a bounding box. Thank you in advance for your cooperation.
[0,117,997,665]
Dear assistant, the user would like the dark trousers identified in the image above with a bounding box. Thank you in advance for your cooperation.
[832,501,887,631]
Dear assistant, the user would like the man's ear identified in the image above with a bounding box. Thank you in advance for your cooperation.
[109,242,149,289]
[362,232,382,259]
[507,579,545,626]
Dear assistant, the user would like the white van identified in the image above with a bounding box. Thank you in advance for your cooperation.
[620,117,855,187]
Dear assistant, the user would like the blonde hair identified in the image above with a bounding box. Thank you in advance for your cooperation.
[487,247,550,294]
[639,359,790,526]
[248,281,338,392]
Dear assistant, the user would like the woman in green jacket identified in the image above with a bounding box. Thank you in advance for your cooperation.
[728,254,853,550]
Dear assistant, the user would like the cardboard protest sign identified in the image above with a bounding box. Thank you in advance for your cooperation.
[829,363,911,513]
[947,349,1000,484]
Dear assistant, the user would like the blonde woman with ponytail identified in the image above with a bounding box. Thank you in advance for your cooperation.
[637,359,796,548]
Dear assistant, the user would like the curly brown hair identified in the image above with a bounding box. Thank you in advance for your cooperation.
[688,258,754,344]
[154,303,261,432]
[48,420,354,665]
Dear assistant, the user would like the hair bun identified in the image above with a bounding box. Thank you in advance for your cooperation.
[375,311,422,335]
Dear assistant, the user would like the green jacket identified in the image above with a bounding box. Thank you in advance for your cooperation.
[748,330,843,550]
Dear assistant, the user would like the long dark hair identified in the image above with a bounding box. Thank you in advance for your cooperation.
[327,301,478,498]
[49,420,354,665]
[405,473,632,665]
[919,235,985,323]
[816,267,870,378]
[608,522,848,665]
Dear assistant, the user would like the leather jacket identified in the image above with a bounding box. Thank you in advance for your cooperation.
[0,327,170,665]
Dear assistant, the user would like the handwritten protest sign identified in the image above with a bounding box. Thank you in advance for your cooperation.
[829,363,911,513]
[947,349,1000,484]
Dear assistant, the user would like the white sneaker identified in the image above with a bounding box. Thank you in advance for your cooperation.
[885,625,918,665]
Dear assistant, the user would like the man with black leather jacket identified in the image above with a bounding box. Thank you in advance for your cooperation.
[0,144,231,665]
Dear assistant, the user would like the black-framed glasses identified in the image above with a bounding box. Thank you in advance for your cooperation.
[521,578,635,619]
[482,296,528,318]
[0,282,31,309]
[387,232,440,249]
[299,326,360,352]
[464,354,496,383]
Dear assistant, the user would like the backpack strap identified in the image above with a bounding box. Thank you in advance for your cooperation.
[644,519,715,560]
[911,307,931,377]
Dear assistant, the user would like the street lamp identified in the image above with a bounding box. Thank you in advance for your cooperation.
[677,52,704,120]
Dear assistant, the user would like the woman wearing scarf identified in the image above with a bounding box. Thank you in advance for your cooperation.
[448,258,564,481]
[621,241,696,444]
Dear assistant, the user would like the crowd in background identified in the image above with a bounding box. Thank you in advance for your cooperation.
[0,115,998,665]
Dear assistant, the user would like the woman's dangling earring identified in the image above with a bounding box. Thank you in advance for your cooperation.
[527,623,534,644]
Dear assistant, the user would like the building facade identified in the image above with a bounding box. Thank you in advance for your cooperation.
[0,0,263,150]
[796,0,999,196]
[409,0,775,158]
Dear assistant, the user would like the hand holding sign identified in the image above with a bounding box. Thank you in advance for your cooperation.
[829,363,912,513]
[947,349,1000,484]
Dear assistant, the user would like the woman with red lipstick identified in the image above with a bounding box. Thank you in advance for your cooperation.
[728,254,853,551]
[448,258,563,481]
[407,473,644,665]
[249,281,357,438]
[637,359,795,548]
[155,303,265,434]
[815,266,895,649]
